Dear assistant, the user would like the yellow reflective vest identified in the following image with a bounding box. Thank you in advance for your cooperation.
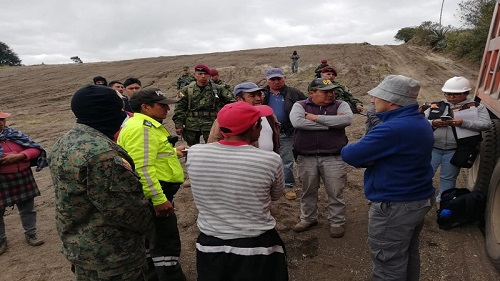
[118,113,184,206]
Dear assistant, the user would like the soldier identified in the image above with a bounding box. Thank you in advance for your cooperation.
[209,68,231,90]
[173,64,235,146]
[320,66,364,113]
[314,59,328,78]
[118,88,189,281]
[176,66,195,90]
[49,85,152,280]
[290,50,300,73]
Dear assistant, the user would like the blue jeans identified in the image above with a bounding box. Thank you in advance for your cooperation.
[430,148,461,201]
[279,134,295,188]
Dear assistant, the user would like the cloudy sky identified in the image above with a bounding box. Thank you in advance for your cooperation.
[2,0,465,65]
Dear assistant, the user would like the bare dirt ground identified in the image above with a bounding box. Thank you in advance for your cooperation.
[0,43,499,280]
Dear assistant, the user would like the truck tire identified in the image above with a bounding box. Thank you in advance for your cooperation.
[486,160,500,271]
[467,119,500,192]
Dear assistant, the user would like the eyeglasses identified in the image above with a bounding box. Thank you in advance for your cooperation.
[444,93,465,97]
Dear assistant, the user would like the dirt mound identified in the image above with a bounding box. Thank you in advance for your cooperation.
[0,44,498,280]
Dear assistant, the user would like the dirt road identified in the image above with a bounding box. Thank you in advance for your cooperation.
[0,43,498,280]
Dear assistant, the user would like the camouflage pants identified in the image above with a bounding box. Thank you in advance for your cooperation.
[183,129,209,146]
[72,263,148,281]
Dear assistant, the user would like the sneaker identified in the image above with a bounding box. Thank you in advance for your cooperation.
[284,189,297,200]
[329,226,345,238]
[25,234,44,246]
[0,238,6,255]
[293,221,318,233]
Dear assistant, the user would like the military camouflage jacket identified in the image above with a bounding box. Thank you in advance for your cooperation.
[176,74,196,89]
[333,82,363,114]
[314,63,328,77]
[213,79,232,91]
[49,123,152,275]
[172,82,235,131]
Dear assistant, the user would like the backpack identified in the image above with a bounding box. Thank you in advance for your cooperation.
[436,188,486,230]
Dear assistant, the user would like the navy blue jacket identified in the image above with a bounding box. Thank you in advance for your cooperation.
[341,104,435,202]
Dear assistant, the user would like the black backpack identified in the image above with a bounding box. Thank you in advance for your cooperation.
[436,188,486,230]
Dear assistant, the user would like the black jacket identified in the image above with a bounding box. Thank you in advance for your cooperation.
[263,85,306,136]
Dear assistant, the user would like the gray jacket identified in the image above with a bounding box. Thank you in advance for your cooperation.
[424,98,491,149]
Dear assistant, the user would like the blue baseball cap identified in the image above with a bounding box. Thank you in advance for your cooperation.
[266,68,285,79]
[233,82,264,97]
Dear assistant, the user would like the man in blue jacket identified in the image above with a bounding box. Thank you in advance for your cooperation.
[341,75,435,281]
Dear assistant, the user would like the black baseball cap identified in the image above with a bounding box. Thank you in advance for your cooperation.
[129,88,177,106]
[309,78,336,91]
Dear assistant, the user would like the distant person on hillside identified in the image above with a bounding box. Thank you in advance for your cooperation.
[320,66,364,114]
[0,111,48,256]
[187,102,288,281]
[173,64,234,146]
[92,76,107,86]
[263,67,307,200]
[290,51,300,73]
[176,66,195,90]
[210,68,231,90]
[314,59,328,78]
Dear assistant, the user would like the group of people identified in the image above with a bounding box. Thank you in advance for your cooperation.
[0,60,492,280]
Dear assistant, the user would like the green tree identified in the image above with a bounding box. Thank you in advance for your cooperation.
[394,27,417,43]
[0,42,21,66]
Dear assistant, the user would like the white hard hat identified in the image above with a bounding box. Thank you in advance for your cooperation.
[441,76,472,93]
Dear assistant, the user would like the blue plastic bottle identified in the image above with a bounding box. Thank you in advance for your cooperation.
[439,209,452,219]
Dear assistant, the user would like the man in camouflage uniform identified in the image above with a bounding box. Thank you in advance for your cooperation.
[49,85,152,280]
[210,68,231,90]
[320,66,364,114]
[173,64,235,146]
[314,59,329,78]
[176,66,195,90]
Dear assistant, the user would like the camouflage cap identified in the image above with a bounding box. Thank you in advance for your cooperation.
[182,66,189,71]
[129,88,178,106]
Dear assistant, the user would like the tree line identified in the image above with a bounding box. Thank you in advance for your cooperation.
[394,0,496,62]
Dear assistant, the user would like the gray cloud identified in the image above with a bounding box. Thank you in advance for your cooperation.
[1,0,464,65]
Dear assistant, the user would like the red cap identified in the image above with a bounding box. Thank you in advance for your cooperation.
[209,68,219,76]
[194,64,211,74]
[321,66,337,76]
[0,112,11,118]
[321,59,327,63]
[217,102,274,137]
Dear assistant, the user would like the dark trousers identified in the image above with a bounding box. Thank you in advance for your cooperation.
[147,182,185,281]
[196,229,288,281]
[183,129,209,146]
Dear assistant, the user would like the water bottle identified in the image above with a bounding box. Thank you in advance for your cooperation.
[439,209,452,219]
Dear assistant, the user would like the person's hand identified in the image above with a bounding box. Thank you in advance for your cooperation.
[175,128,183,136]
[431,119,449,128]
[176,145,189,157]
[305,112,318,122]
[153,201,174,217]
[447,118,463,127]
[0,153,26,165]
[356,104,364,112]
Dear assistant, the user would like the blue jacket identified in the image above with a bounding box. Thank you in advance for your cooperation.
[341,104,435,202]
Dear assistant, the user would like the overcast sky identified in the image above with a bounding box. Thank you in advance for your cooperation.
[2,0,465,65]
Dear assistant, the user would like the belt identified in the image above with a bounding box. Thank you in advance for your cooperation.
[187,111,217,117]
[300,153,340,157]
[433,147,456,151]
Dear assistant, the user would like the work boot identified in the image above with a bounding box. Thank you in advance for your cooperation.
[25,234,44,246]
[293,221,318,233]
[0,238,7,255]
[284,189,297,200]
[329,226,345,238]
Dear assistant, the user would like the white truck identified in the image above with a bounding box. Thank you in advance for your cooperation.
[468,0,500,271]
